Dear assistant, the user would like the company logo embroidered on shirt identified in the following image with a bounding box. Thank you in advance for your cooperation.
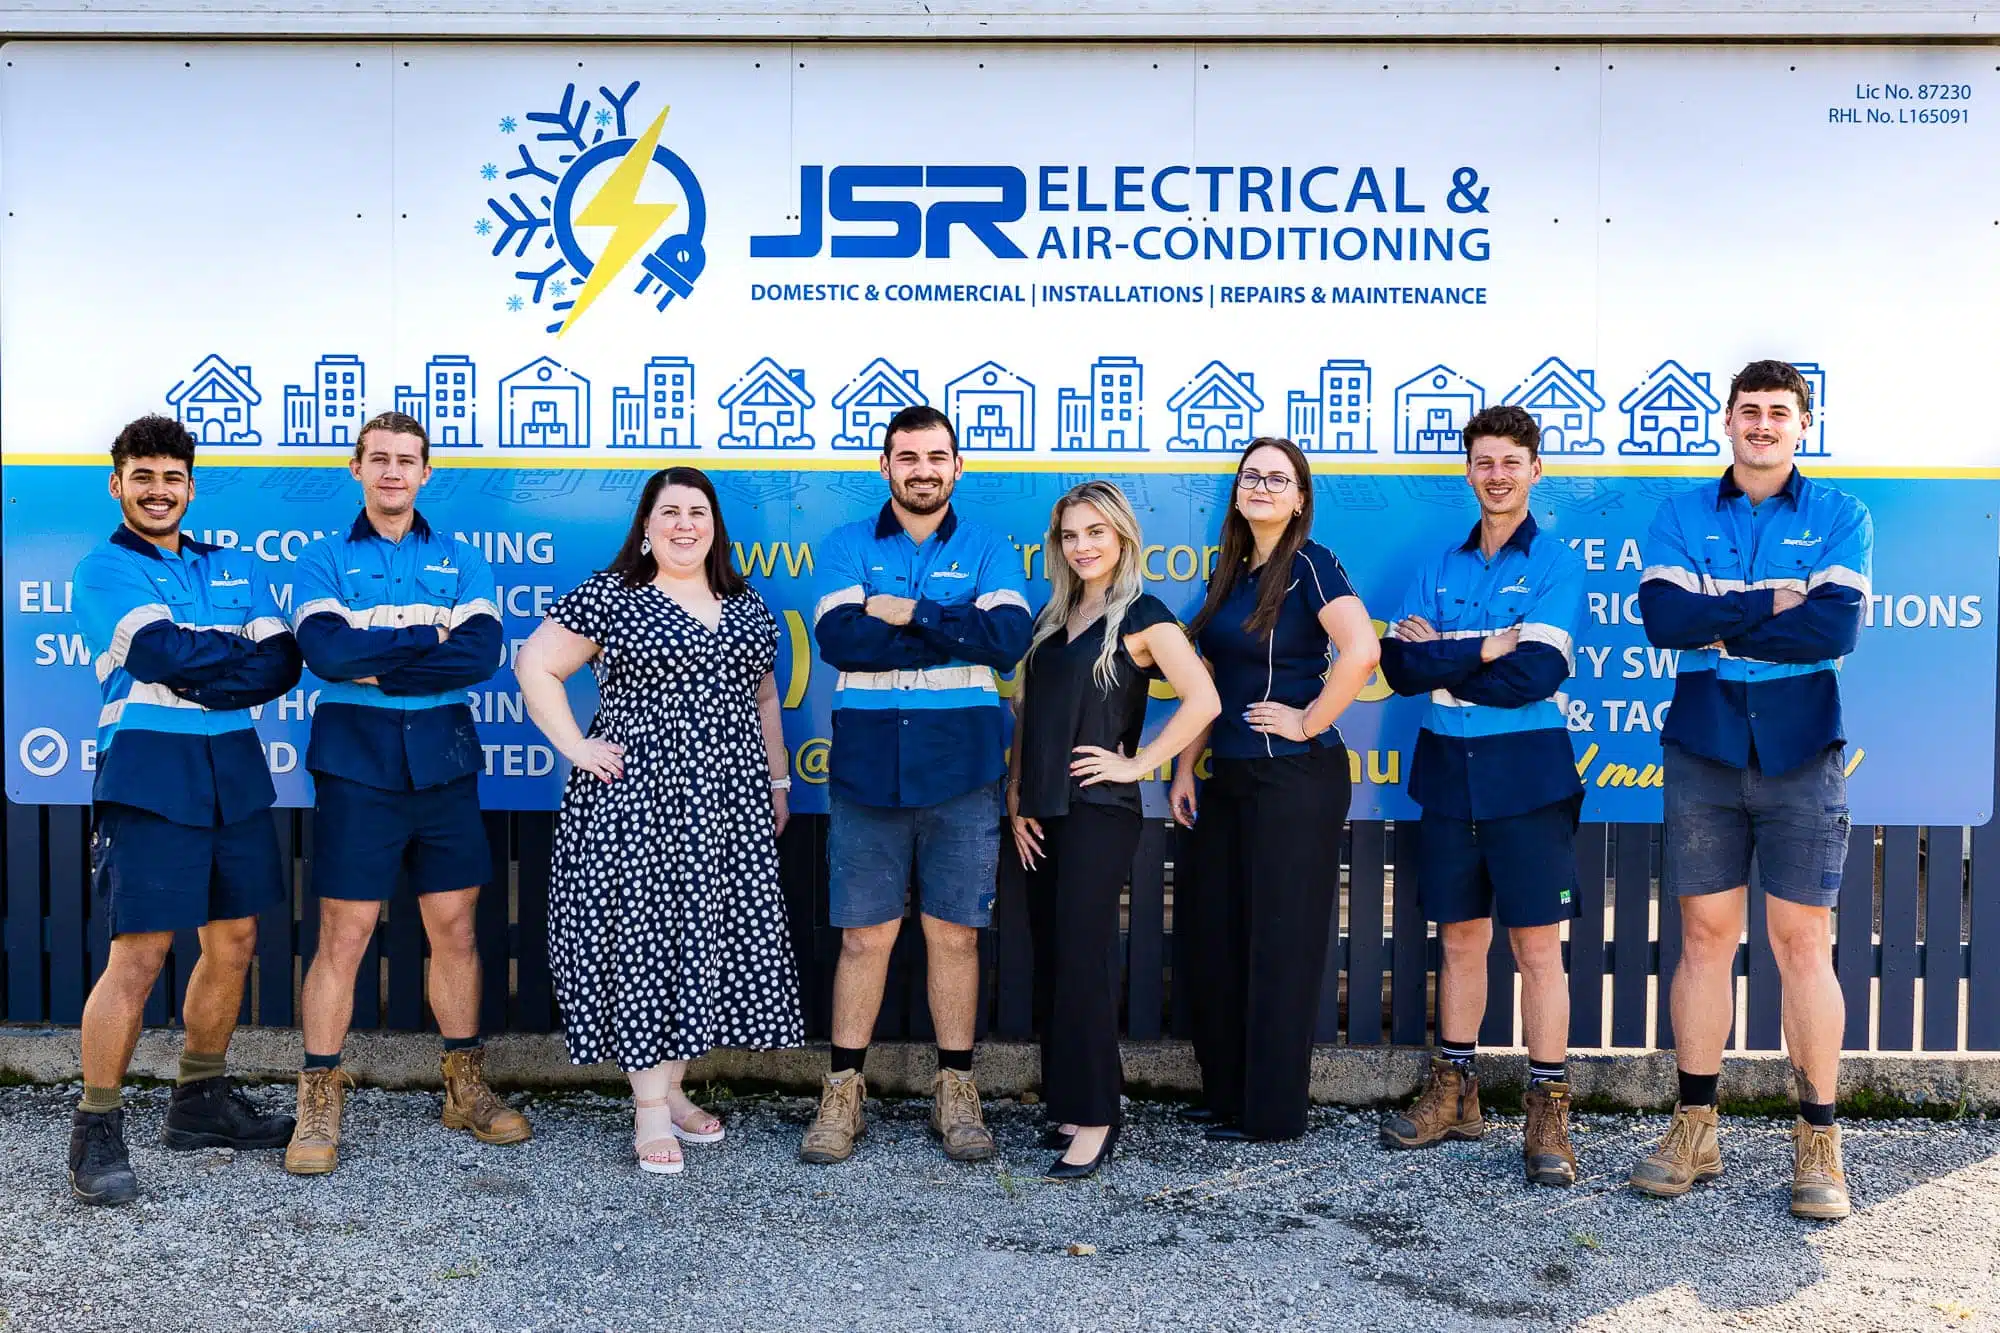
[1780,529,1822,548]
[209,575,250,588]
[422,563,458,574]
[1500,581,1532,595]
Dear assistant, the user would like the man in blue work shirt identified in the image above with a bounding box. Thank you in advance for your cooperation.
[68,415,302,1205]
[284,411,529,1175]
[1630,360,1871,1221]
[799,404,1032,1166]
[1378,405,1587,1187]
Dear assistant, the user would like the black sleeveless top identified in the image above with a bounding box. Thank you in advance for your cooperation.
[1015,593,1176,819]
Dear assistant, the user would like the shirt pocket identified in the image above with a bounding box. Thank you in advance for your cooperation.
[416,565,462,616]
[1696,544,1748,595]
[1762,547,1815,597]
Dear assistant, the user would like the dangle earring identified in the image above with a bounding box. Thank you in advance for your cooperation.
[641,537,652,556]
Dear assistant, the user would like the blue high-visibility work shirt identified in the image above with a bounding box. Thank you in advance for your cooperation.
[813,503,1032,808]
[1378,514,1585,821]
[292,510,502,791]
[73,526,302,826]
[1639,467,1872,776]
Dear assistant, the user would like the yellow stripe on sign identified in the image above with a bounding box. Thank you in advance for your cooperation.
[782,609,810,709]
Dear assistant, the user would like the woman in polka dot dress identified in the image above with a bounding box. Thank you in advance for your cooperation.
[518,466,804,1175]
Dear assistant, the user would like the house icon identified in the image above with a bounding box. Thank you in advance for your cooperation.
[1791,360,1829,456]
[831,358,927,450]
[498,356,590,448]
[1166,361,1263,453]
[1394,364,1485,454]
[948,361,1035,452]
[718,358,815,450]
[166,354,263,445]
[1286,358,1373,454]
[1618,360,1721,456]
[1502,356,1606,455]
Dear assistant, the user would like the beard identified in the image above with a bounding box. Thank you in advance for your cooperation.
[891,476,953,516]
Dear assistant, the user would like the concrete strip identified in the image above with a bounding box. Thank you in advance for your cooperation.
[5,1025,1999,1112]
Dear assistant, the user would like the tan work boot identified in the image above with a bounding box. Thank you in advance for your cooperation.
[930,1067,996,1162]
[1791,1119,1852,1220]
[1629,1104,1724,1197]
[284,1067,352,1176]
[1380,1058,1485,1149]
[440,1047,532,1145]
[1522,1081,1578,1187]
[799,1071,867,1164]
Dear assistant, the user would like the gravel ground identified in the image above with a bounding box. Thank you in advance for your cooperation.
[2,1083,1997,1333]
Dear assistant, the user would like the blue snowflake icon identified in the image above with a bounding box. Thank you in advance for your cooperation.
[480,162,499,181]
[594,108,613,127]
[507,294,525,312]
[549,278,569,297]
[499,115,518,133]
[474,217,493,236]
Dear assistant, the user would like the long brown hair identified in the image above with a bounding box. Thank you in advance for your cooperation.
[604,467,748,597]
[1187,437,1315,642]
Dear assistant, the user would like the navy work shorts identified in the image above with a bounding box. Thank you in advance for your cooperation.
[1663,742,1850,908]
[91,803,284,936]
[1418,795,1583,929]
[827,781,1003,929]
[311,773,491,901]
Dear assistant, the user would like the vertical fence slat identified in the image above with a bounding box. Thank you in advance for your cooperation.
[1568,823,1608,1050]
[1971,815,2000,1049]
[1344,823,1384,1044]
[1126,821,1166,1041]
[1168,827,1194,1040]
[253,809,296,1028]
[350,905,382,1033]
[1656,873,1681,1052]
[1836,826,1875,1050]
[990,843,1032,1040]
[4,803,45,1022]
[1745,855,1782,1050]
[385,883,425,1032]
[1611,824,1651,1047]
[85,810,112,1018]
[1479,926,1516,1048]
[515,813,555,1033]
[475,812,511,1038]
[45,806,86,1023]
[1878,826,1921,1051]
[1923,828,1964,1052]
[1390,821,1428,1046]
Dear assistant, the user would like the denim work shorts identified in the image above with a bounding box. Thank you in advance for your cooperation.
[1663,742,1851,908]
[827,781,1003,929]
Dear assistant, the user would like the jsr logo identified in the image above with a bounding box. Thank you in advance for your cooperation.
[751,166,1028,260]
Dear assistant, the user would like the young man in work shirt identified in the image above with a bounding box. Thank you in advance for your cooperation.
[284,411,529,1174]
[1631,360,1872,1220]
[68,415,303,1205]
[800,405,1033,1165]
[1377,405,1588,1186]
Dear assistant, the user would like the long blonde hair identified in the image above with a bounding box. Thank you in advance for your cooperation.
[1028,481,1147,693]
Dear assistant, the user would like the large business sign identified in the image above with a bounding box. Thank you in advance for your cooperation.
[3,43,1994,822]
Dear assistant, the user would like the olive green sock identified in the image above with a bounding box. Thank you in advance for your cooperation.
[177,1049,227,1086]
[80,1084,123,1114]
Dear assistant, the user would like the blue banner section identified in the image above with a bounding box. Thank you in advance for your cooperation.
[4,464,1992,824]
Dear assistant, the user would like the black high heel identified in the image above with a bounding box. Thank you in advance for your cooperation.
[1177,1105,1224,1125]
[1038,1125,1076,1150]
[1045,1124,1119,1180]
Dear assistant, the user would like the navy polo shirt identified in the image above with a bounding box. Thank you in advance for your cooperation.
[1194,540,1358,760]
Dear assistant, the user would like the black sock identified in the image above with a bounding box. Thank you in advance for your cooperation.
[1528,1060,1568,1087]
[937,1047,974,1074]
[442,1036,482,1054]
[1438,1039,1476,1071]
[1799,1099,1835,1128]
[830,1045,868,1078]
[1678,1069,1720,1108]
[303,1051,342,1072]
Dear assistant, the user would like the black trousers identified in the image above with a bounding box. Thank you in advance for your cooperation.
[1184,744,1350,1140]
[1025,803,1142,1127]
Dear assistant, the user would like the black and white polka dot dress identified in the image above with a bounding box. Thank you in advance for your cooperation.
[545,572,804,1071]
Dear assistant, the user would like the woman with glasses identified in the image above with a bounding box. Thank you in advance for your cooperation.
[1007,482,1219,1179]
[1168,438,1379,1142]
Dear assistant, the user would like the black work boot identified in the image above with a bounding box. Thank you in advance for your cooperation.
[70,1108,139,1206]
[162,1076,296,1151]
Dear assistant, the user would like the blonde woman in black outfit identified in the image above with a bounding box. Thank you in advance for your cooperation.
[1008,481,1220,1178]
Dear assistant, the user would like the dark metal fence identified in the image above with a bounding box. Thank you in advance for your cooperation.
[5,798,1998,1053]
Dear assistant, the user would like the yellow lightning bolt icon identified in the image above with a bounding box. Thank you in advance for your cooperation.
[558,104,677,335]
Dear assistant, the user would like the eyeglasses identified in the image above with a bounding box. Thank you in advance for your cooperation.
[1237,470,1296,494]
